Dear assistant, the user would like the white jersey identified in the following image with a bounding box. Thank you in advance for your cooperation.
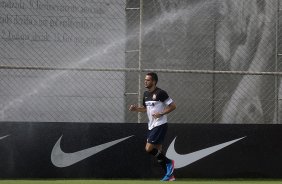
[143,88,173,130]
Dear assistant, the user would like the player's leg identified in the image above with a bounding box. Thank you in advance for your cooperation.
[145,124,169,163]
[146,124,175,181]
[145,142,167,172]
[145,143,175,181]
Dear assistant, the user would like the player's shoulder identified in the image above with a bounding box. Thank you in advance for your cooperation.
[155,88,170,102]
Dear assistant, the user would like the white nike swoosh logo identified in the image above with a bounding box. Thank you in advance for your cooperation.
[0,135,9,140]
[166,136,246,169]
[51,135,134,167]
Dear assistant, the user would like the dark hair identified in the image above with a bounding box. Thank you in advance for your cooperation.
[146,72,158,84]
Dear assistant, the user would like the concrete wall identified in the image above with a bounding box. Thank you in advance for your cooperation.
[0,0,126,122]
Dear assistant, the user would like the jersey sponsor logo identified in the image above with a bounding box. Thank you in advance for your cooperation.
[51,135,134,167]
[145,101,155,106]
[166,136,246,169]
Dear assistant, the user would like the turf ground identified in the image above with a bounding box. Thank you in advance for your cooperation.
[0,180,282,184]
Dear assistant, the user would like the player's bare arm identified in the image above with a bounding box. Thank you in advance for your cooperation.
[129,104,147,113]
[152,102,176,119]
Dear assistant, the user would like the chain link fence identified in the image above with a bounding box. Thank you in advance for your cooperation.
[0,0,281,124]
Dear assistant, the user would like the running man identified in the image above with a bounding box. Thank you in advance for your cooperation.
[129,72,176,181]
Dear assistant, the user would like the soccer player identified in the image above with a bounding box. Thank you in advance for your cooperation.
[129,72,176,181]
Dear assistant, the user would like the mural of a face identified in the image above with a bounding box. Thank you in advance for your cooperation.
[217,0,277,124]
[216,0,265,71]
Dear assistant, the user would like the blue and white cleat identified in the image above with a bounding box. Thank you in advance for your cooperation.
[166,160,175,176]
[161,160,175,181]
[161,174,175,181]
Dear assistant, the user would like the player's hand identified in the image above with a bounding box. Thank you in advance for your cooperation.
[129,104,138,111]
[152,112,162,119]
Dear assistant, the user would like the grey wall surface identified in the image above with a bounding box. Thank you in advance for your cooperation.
[125,0,279,124]
[0,0,280,124]
[0,0,126,122]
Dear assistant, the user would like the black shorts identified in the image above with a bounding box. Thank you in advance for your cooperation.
[147,123,168,145]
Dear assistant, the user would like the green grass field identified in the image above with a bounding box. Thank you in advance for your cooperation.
[0,180,282,184]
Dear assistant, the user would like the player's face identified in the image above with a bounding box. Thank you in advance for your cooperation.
[144,75,155,89]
